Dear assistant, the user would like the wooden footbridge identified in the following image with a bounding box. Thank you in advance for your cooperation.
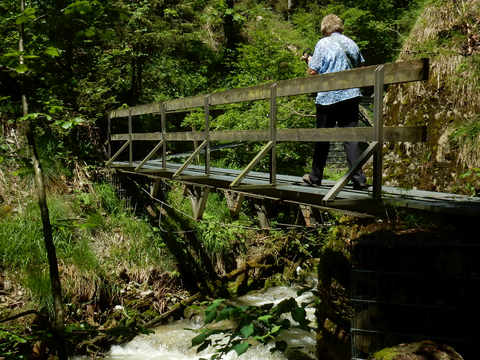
[106,59,480,222]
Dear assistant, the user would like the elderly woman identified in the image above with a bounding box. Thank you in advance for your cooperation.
[303,14,368,190]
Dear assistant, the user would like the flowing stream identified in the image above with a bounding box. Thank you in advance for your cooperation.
[88,282,317,360]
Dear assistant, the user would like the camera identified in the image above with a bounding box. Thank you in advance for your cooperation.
[301,49,312,63]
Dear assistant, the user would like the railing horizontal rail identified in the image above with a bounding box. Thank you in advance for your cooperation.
[110,126,426,143]
[110,59,428,119]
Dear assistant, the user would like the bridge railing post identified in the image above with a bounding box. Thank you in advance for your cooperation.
[372,65,385,199]
[205,95,211,175]
[161,102,167,169]
[270,83,277,185]
[128,109,133,166]
[107,113,111,160]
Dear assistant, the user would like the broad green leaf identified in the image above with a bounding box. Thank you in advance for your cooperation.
[206,298,225,312]
[232,342,250,356]
[240,323,254,338]
[15,8,36,25]
[196,339,210,353]
[45,47,61,57]
[270,325,281,334]
[16,15,28,25]
[258,315,272,323]
[3,51,20,58]
[291,307,307,325]
[204,310,217,324]
[61,121,73,129]
[192,332,208,346]
[15,64,28,74]
[24,8,36,16]
[85,27,96,37]
[216,307,232,321]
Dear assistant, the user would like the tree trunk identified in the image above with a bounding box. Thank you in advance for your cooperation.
[18,1,67,358]
[223,0,240,51]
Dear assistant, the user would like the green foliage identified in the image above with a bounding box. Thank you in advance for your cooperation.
[191,296,313,359]
[1,0,430,177]
[292,0,428,65]
[0,328,31,359]
[451,116,480,142]
[0,182,170,309]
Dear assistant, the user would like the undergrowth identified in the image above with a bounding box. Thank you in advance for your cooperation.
[0,181,173,313]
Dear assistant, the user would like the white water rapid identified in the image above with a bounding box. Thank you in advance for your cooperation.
[84,283,317,360]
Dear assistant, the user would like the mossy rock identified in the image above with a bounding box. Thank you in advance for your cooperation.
[285,348,315,360]
[372,340,463,360]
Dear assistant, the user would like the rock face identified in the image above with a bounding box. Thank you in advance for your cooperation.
[382,0,480,195]
[372,340,463,360]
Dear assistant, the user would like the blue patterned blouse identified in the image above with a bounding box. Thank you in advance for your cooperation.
[308,32,365,105]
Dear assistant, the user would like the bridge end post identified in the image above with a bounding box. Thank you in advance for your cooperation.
[128,109,133,167]
[204,95,211,176]
[161,102,167,169]
[372,65,385,200]
[107,113,111,160]
[270,83,278,185]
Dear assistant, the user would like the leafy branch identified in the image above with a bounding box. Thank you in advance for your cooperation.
[191,297,313,359]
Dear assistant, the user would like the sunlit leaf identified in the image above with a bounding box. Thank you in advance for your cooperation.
[258,315,272,323]
[232,342,250,356]
[3,51,21,58]
[15,64,28,74]
[240,323,254,338]
[45,47,61,57]
[61,121,73,129]
[270,325,281,334]
[206,298,225,312]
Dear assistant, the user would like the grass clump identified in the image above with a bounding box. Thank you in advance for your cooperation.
[0,181,173,312]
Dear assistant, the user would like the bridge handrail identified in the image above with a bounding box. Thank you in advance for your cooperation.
[109,59,428,118]
[107,59,429,201]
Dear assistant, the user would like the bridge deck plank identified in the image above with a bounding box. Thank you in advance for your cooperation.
[111,160,480,217]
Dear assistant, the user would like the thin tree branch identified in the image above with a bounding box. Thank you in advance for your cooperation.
[0,310,38,323]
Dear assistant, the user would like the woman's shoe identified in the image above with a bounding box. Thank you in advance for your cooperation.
[303,174,321,186]
[352,181,369,190]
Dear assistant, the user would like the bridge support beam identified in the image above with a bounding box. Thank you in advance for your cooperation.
[254,200,270,229]
[373,65,385,199]
[150,180,163,199]
[224,190,244,219]
[185,185,210,221]
[299,205,318,227]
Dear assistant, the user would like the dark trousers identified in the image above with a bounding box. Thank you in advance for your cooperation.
[309,97,366,185]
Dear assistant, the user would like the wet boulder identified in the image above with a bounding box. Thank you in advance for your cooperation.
[371,340,463,360]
